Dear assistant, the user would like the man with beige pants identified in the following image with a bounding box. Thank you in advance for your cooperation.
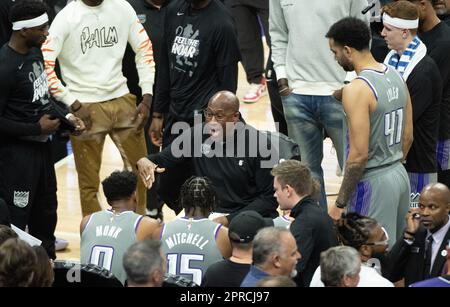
[43,0,155,216]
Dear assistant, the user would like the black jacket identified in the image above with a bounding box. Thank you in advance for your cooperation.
[148,123,278,221]
[289,196,338,287]
[384,225,450,286]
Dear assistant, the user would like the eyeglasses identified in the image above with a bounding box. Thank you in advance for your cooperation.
[365,227,389,246]
[203,109,236,121]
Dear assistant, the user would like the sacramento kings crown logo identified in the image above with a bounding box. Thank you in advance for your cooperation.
[13,191,30,208]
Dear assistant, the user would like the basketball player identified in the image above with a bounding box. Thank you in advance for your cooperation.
[80,170,159,285]
[154,177,232,286]
[326,17,413,247]
[0,0,84,259]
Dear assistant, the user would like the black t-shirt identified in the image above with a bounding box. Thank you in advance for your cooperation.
[122,0,169,99]
[154,0,240,119]
[405,56,442,173]
[419,22,450,140]
[0,45,52,139]
[201,259,250,287]
[438,15,450,27]
[0,0,14,46]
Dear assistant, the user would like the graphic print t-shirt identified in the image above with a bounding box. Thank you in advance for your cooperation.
[155,0,240,119]
[0,45,52,125]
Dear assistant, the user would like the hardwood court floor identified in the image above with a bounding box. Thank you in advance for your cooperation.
[54,64,342,261]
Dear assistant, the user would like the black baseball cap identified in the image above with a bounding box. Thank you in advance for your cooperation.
[228,211,274,243]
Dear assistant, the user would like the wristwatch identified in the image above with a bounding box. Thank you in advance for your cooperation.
[335,200,347,209]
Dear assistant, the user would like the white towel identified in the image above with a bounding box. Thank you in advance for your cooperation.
[384,36,427,81]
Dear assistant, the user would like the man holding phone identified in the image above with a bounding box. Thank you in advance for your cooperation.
[386,183,450,286]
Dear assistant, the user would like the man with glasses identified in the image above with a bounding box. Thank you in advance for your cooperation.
[148,0,240,215]
[310,212,394,287]
[137,91,278,226]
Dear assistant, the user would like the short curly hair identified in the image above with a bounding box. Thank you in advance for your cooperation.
[101,170,137,202]
[10,0,49,23]
[326,17,371,51]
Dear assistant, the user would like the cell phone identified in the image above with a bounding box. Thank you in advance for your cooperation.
[412,213,421,219]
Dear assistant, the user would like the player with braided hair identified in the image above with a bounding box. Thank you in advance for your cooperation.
[179,177,216,218]
[310,212,393,287]
[154,176,231,286]
[336,212,380,251]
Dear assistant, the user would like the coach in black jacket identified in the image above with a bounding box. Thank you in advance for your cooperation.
[271,160,338,287]
[385,183,450,286]
[137,91,278,225]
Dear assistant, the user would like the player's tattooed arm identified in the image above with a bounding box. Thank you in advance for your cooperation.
[336,161,366,206]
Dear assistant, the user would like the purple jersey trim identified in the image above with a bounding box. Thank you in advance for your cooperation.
[214,224,222,239]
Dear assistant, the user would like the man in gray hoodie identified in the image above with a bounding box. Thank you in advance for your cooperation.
[269,0,369,209]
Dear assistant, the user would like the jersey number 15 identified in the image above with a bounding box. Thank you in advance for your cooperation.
[167,253,204,285]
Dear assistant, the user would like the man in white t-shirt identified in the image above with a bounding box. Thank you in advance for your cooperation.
[43,0,155,217]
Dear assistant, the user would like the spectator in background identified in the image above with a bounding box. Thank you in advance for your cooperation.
[0,225,18,246]
[269,0,369,209]
[310,213,394,287]
[382,0,442,206]
[123,239,166,287]
[320,246,361,288]
[0,238,37,287]
[271,160,337,287]
[29,245,54,287]
[202,210,272,287]
[241,227,300,287]
[256,275,296,287]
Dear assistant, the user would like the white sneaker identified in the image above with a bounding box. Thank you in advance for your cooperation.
[243,79,267,103]
[55,238,69,251]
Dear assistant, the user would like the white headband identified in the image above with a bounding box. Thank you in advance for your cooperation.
[382,13,419,30]
[12,13,49,30]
